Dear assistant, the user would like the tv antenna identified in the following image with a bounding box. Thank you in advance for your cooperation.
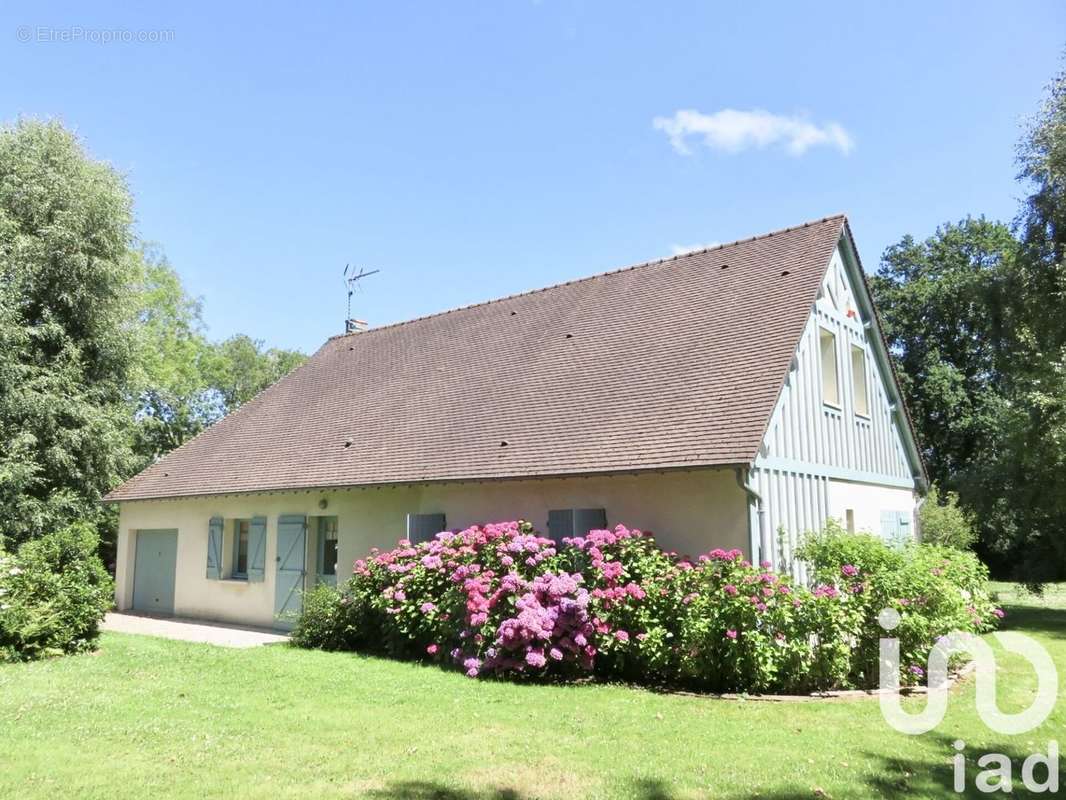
[343,264,380,333]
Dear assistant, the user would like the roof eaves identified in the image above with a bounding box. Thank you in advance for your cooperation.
[838,218,929,488]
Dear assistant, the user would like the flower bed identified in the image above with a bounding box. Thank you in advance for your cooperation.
[292,520,1001,693]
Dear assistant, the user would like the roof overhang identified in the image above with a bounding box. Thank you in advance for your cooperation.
[836,221,929,492]
[102,462,746,504]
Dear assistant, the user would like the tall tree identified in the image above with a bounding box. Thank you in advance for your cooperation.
[128,253,306,464]
[872,65,1066,581]
[128,247,222,464]
[1000,65,1066,581]
[0,120,138,546]
[870,218,1020,491]
[207,334,306,409]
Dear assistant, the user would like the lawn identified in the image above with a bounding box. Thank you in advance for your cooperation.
[1,584,1063,799]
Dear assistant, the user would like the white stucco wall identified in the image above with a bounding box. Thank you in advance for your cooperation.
[826,479,916,537]
[115,467,747,628]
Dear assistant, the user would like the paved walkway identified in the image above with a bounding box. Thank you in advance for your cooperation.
[102,612,289,648]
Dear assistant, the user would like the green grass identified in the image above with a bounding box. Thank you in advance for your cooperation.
[1,584,1063,799]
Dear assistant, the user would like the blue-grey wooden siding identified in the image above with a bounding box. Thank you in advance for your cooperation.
[749,243,919,580]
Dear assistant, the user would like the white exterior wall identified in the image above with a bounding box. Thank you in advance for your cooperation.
[750,241,922,578]
[827,480,916,537]
[116,468,746,627]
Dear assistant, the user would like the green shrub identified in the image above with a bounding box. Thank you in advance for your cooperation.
[797,520,999,687]
[919,486,977,550]
[674,551,857,693]
[290,582,374,651]
[0,522,113,662]
[297,519,1002,694]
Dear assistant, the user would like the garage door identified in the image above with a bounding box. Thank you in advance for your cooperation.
[133,530,178,615]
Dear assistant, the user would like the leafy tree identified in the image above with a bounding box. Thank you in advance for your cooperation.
[918,486,976,550]
[0,119,306,553]
[128,254,306,465]
[870,218,1020,492]
[128,248,221,464]
[996,65,1066,582]
[207,334,306,409]
[873,66,1066,581]
[0,120,138,547]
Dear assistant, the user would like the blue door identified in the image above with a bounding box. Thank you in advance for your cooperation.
[133,530,178,615]
[274,515,307,629]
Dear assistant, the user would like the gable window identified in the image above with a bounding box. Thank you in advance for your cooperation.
[232,518,250,579]
[819,327,840,408]
[851,345,869,417]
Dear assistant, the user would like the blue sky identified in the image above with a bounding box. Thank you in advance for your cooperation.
[4,2,1063,353]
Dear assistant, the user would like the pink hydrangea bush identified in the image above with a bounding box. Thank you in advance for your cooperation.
[797,520,1001,687]
[340,522,601,678]
[560,525,694,684]
[674,548,855,692]
[293,519,1001,693]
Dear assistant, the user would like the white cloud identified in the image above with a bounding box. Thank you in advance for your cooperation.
[670,241,720,256]
[652,108,854,157]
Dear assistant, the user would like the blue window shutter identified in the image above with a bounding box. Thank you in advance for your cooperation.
[897,511,912,541]
[248,516,267,582]
[548,510,574,543]
[574,508,607,537]
[206,516,223,579]
[406,513,445,545]
[880,511,898,541]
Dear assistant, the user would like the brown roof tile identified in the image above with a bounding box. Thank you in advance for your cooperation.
[105,215,847,501]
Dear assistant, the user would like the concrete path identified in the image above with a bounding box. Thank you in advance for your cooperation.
[102,612,289,648]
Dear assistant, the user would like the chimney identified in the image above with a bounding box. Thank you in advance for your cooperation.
[345,318,368,334]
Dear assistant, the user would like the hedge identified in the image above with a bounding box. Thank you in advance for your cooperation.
[292,520,1000,693]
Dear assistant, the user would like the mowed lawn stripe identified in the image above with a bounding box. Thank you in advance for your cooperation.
[1,584,1063,799]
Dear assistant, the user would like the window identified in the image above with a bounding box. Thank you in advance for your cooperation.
[317,516,338,577]
[548,508,607,543]
[232,519,250,579]
[407,513,446,545]
[845,509,855,534]
[851,345,869,417]
[819,327,840,407]
[208,516,265,583]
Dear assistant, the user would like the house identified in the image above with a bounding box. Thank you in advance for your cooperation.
[105,215,927,629]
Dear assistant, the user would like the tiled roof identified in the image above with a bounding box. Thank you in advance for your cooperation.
[106,215,847,501]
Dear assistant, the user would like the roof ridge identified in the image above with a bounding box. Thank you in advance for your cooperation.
[328,213,848,342]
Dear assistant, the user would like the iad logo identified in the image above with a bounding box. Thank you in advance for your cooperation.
[877,608,1057,735]
[951,739,1059,794]
[876,608,1060,794]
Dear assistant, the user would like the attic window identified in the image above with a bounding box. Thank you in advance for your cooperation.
[851,345,869,417]
[819,327,840,408]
